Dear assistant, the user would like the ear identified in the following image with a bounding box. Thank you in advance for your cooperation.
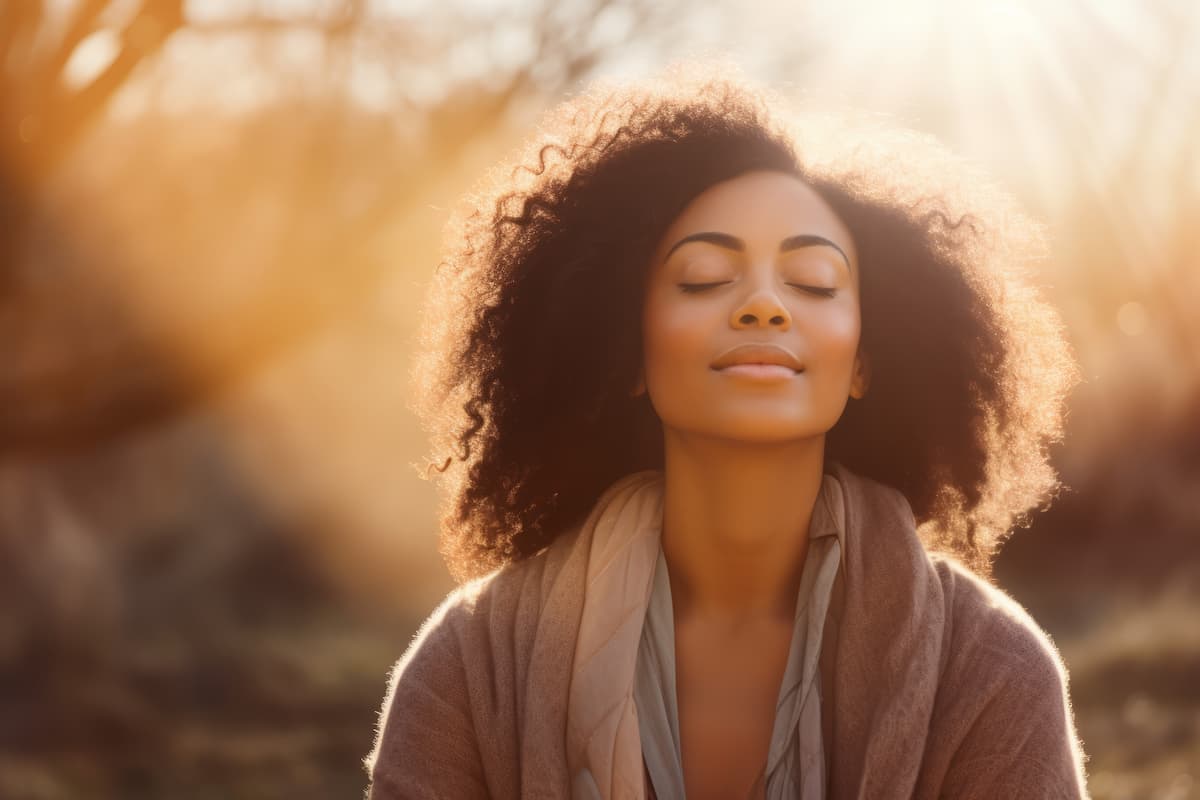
[630,368,646,398]
[849,349,871,400]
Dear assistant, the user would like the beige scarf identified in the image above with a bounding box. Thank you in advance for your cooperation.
[566,469,843,799]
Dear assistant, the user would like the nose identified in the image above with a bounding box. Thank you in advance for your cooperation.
[730,285,792,330]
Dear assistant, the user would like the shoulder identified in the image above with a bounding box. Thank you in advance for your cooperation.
[364,529,582,794]
[928,553,1070,694]
[398,518,586,671]
[924,555,1091,796]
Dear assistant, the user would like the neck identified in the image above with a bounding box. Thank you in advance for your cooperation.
[658,429,826,627]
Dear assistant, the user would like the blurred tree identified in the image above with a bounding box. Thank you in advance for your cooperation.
[0,0,693,455]
[1,1,184,181]
[2,1,186,453]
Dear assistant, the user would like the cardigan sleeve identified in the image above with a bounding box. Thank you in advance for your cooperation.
[363,594,491,800]
[937,617,1092,800]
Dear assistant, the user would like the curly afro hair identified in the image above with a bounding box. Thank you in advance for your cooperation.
[411,60,1079,584]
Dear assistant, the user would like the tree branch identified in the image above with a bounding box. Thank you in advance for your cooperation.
[34,0,184,175]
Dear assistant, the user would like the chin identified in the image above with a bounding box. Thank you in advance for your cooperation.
[703,419,830,445]
[655,404,839,446]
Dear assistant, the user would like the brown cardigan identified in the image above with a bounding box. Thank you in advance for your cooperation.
[364,464,1091,799]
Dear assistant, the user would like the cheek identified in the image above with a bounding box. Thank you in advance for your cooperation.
[806,302,862,369]
[642,294,710,377]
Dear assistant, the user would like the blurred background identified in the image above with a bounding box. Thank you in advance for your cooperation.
[0,0,1196,797]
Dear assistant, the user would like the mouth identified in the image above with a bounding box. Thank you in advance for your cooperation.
[712,363,803,380]
[710,343,805,375]
[710,362,806,381]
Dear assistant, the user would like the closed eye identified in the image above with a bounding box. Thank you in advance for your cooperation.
[678,281,731,293]
[787,284,837,298]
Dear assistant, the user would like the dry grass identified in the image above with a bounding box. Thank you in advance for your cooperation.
[1056,574,1200,800]
[3,575,1197,799]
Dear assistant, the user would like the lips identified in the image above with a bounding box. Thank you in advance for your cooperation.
[711,343,804,373]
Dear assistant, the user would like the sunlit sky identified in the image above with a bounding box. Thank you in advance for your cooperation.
[50,0,1200,292]
[62,0,1197,172]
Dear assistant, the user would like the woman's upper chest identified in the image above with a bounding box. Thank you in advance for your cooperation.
[673,618,795,799]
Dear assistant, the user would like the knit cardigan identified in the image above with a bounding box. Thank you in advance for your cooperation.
[364,464,1091,799]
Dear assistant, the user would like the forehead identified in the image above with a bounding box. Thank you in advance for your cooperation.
[652,170,857,265]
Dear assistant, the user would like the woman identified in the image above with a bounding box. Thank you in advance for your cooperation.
[364,62,1090,799]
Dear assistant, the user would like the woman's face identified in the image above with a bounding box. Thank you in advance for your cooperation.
[639,169,868,445]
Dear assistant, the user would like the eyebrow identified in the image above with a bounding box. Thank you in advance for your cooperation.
[662,231,851,270]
